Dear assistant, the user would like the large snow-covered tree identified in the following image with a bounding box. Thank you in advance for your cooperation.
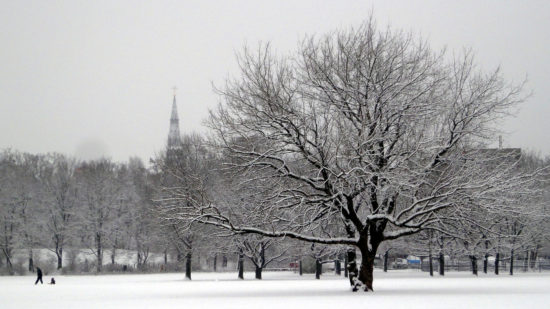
[151,19,543,291]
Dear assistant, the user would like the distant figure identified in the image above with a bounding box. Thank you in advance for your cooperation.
[35,267,43,285]
[49,277,56,285]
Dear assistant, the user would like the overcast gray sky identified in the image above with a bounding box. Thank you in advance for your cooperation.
[1,0,549,163]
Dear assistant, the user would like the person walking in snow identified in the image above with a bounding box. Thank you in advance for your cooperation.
[35,267,43,285]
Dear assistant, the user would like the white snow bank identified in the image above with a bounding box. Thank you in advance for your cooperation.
[1,270,549,309]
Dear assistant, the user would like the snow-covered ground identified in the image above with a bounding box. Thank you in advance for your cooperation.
[2,270,549,309]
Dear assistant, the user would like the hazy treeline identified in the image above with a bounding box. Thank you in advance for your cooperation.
[0,146,313,277]
[1,142,549,279]
[0,149,164,275]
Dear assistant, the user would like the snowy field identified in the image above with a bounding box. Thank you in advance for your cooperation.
[2,270,550,309]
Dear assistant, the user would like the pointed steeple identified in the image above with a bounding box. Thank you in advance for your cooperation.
[167,88,182,148]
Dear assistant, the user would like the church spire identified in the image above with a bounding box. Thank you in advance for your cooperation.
[167,87,182,148]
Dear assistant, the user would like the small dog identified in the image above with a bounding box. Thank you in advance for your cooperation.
[49,277,56,285]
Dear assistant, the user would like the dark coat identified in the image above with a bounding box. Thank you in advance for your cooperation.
[36,267,42,277]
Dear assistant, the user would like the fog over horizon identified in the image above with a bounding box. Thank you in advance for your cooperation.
[1,0,549,163]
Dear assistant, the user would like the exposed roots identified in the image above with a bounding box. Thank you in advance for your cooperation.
[350,277,373,292]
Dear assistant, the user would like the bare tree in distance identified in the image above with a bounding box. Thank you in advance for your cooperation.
[154,133,216,279]
[160,17,546,291]
[76,159,124,273]
[41,153,79,270]
[0,150,43,274]
[234,235,288,280]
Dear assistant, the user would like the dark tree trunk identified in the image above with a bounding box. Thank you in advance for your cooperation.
[439,253,444,276]
[346,249,357,288]
[111,247,116,265]
[137,252,143,269]
[483,254,488,274]
[185,253,192,280]
[6,255,13,275]
[56,249,63,270]
[428,232,433,276]
[495,252,500,275]
[344,255,348,278]
[255,265,262,280]
[164,249,168,265]
[335,259,341,275]
[213,254,217,272]
[256,243,265,280]
[55,244,63,270]
[238,252,244,280]
[28,249,34,272]
[510,249,514,276]
[299,260,303,276]
[529,249,538,270]
[470,255,478,275]
[222,255,227,268]
[358,250,375,292]
[429,252,433,276]
[315,259,322,279]
[354,233,382,291]
[96,233,102,273]
[5,254,14,275]
[383,250,388,272]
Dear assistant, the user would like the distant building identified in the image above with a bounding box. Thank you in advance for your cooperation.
[167,92,182,148]
[166,92,183,165]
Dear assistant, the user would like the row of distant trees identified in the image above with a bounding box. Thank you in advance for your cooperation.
[1,142,548,278]
[0,150,159,274]
[0,146,345,278]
